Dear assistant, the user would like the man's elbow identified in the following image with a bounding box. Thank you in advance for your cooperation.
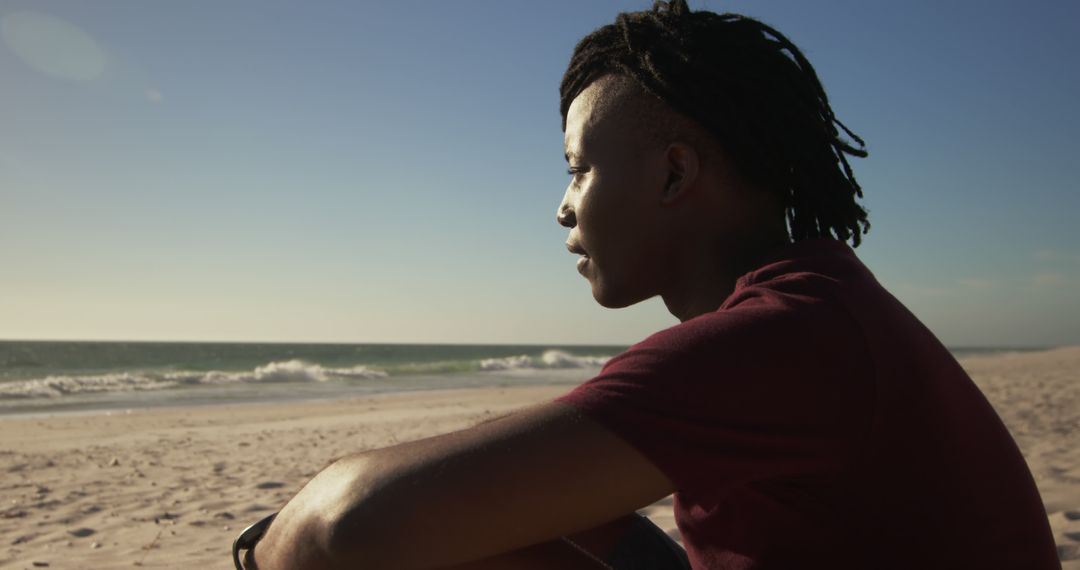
[316,455,427,570]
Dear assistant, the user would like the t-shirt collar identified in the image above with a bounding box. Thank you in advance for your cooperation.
[734,237,854,290]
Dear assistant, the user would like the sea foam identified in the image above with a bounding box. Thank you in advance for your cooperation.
[479,350,609,371]
[0,350,612,400]
[0,359,388,399]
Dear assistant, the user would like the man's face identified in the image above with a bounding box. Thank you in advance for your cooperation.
[557,78,671,308]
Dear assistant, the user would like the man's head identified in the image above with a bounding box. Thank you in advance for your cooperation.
[560,74,774,310]
[556,0,869,312]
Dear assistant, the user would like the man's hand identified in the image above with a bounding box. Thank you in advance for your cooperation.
[250,401,674,570]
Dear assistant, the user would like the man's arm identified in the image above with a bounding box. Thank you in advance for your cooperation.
[251,400,674,570]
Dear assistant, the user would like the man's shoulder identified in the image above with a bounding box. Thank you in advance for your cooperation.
[642,278,863,357]
[608,293,869,386]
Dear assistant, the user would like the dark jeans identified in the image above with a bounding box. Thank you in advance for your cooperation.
[604,514,692,570]
[234,511,691,569]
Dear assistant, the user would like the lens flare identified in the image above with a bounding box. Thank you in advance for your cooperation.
[2,11,106,81]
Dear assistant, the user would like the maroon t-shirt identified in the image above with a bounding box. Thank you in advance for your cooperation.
[555,238,1059,569]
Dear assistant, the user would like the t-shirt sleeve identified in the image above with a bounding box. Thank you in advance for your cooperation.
[554,299,874,494]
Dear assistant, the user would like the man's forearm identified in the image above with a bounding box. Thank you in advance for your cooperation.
[245,402,673,569]
[251,446,472,570]
[250,412,523,569]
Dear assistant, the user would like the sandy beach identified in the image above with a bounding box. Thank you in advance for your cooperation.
[1,347,1077,569]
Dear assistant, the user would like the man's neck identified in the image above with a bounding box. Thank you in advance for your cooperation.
[661,234,790,323]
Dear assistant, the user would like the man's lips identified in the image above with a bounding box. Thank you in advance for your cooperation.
[576,256,590,275]
[566,242,590,276]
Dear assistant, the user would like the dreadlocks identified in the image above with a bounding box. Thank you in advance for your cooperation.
[560,0,870,246]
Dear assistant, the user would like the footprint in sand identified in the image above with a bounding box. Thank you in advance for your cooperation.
[1065,510,1080,521]
[1059,543,1078,561]
[12,533,37,544]
[255,481,286,490]
[67,528,96,538]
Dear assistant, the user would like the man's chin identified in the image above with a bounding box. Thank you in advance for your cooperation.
[591,284,649,309]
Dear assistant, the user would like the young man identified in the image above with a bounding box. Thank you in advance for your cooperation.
[242,2,1060,568]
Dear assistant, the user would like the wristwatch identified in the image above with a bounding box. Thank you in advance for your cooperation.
[232,513,277,570]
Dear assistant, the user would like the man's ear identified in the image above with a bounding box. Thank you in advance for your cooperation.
[661,142,699,205]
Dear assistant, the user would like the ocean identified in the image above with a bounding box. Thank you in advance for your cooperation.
[0,341,1048,415]
[0,341,624,415]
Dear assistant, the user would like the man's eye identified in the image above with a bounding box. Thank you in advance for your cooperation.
[567,166,587,176]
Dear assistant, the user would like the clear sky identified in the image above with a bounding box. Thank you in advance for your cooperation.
[1,1,1077,347]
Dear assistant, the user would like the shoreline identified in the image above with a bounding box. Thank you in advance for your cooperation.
[0,367,598,418]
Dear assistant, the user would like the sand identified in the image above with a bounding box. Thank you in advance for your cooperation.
[1,347,1077,569]
[959,347,1080,567]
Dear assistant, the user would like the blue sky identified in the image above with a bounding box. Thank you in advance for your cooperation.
[1,1,1077,347]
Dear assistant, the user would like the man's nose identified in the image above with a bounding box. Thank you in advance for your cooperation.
[556,194,576,228]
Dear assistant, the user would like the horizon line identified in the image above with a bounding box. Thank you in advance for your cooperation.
[0,337,1067,351]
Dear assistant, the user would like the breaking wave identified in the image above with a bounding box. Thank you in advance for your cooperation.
[0,349,613,400]
[0,359,388,399]
[479,350,609,371]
